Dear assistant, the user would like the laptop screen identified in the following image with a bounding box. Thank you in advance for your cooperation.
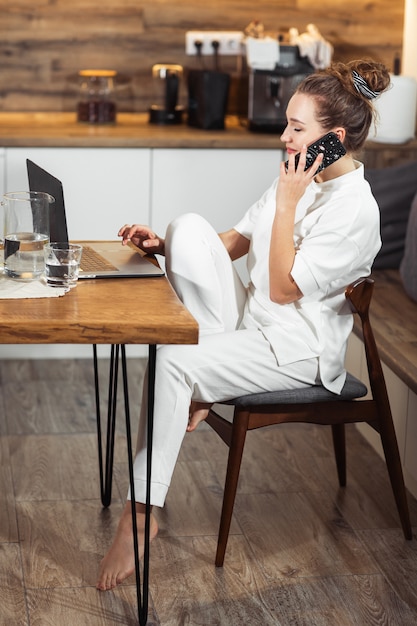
[26,159,69,243]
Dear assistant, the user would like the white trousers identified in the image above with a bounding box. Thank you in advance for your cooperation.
[131,213,319,506]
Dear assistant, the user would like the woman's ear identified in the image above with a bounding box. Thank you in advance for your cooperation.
[334,128,346,143]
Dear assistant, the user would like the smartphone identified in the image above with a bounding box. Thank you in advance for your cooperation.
[284,131,347,174]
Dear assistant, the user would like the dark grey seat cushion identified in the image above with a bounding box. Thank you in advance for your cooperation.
[365,161,417,269]
[222,372,367,407]
[400,191,417,303]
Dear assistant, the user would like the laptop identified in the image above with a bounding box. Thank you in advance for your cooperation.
[26,159,165,279]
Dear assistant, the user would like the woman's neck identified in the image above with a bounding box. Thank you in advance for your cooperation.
[314,155,356,183]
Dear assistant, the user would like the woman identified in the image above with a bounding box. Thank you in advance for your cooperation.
[96,59,390,591]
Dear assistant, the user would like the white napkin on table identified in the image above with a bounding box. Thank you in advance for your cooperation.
[0,275,69,298]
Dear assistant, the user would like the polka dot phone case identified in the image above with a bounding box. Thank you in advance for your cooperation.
[285,131,347,174]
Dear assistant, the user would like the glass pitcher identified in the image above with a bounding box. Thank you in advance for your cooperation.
[2,191,54,281]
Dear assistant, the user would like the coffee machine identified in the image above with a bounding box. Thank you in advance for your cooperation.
[247,45,314,133]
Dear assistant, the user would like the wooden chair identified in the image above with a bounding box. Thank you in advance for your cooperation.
[206,277,412,567]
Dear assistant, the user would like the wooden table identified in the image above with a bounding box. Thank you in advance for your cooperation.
[0,273,198,346]
[0,273,198,625]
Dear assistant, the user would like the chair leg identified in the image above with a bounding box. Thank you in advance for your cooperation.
[215,409,250,567]
[331,424,346,487]
[378,406,413,540]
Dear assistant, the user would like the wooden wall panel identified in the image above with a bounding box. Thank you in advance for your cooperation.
[0,0,405,113]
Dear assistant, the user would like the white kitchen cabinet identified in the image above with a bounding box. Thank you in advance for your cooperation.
[6,148,151,240]
[151,148,281,233]
[151,148,281,280]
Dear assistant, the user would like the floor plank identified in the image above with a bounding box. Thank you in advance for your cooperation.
[0,543,28,625]
[17,500,121,589]
[261,574,417,626]
[2,378,95,435]
[9,434,104,502]
[26,586,145,626]
[150,534,280,626]
[0,437,18,542]
[233,490,379,579]
[356,527,417,609]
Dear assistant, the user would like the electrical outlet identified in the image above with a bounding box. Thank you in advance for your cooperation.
[185,31,244,56]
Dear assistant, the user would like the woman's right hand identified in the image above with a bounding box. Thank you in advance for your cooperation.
[118,224,165,256]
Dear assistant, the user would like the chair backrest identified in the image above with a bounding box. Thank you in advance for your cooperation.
[345,277,388,406]
[345,276,373,319]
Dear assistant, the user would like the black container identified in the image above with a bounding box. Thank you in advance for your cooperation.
[187,70,230,130]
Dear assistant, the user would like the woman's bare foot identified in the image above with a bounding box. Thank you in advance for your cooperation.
[187,401,212,432]
[96,502,158,591]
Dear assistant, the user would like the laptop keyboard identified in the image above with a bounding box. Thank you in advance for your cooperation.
[80,245,118,273]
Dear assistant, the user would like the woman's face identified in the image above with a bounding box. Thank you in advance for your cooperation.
[280,93,327,157]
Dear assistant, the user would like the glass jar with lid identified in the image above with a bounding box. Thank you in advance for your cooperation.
[77,69,117,124]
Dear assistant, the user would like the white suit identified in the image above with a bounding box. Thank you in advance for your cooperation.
[131,162,381,507]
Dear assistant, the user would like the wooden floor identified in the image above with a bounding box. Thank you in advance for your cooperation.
[1,357,417,626]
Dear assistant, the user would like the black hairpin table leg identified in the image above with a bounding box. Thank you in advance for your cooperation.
[93,343,119,508]
[94,343,155,625]
[121,343,155,625]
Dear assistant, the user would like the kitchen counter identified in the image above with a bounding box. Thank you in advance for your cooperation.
[1,112,416,167]
[0,112,285,149]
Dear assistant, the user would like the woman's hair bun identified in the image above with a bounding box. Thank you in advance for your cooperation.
[347,60,391,98]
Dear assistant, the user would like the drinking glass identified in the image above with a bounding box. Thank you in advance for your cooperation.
[44,242,83,288]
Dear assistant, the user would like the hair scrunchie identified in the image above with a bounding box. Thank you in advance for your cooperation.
[352,70,380,99]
